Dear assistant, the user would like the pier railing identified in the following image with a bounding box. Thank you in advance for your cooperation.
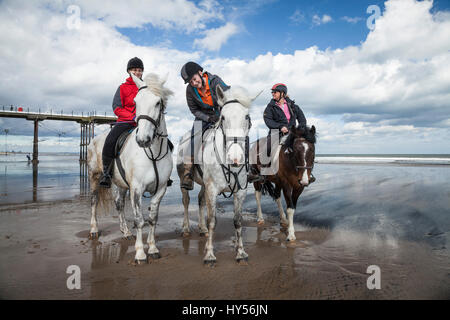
[0,107,117,163]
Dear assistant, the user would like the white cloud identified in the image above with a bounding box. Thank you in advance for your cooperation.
[341,16,363,24]
[289,9,305,24]
[63,0,223,32]
[312,14,333,26]
[194,22,239,51]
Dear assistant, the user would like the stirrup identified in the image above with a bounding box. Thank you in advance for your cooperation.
[99,174,112,188]
[247,174,264,183]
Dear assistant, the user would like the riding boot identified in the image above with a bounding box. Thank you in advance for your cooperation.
[309,173,316,184]
[181,157,195,190]
[247,166,263,183]
[99,156,114,188]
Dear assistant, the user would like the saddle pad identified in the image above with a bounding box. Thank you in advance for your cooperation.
[114,128,135,157]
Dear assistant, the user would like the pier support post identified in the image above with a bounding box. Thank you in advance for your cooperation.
[32,119,39,165]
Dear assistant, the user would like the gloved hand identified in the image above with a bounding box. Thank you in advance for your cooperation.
[208,114,220,123]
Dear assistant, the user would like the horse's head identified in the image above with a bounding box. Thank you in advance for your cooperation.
[216,85,261,167]
[130,73,173,148]
[285,125,316,186]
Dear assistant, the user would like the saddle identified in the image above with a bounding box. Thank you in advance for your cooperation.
[249,133,288,176]
[114,128,174,157]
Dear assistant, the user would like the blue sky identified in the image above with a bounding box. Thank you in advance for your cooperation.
[119,0,388,58]
[118,0,449,58]
[0,0,449,153]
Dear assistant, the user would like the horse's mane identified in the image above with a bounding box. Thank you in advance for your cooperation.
[284,125,317,150]
[223,86,252,109]
[143,73,174,105]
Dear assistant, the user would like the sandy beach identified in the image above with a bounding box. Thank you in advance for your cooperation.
[0,159,449,300]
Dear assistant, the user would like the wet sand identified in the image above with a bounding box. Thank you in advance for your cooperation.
[0,163,449,299]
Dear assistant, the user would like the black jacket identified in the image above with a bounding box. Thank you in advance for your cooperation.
[263,97,306,130]
[186,72,230,122]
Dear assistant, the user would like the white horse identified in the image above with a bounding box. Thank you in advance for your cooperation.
[177,85,260,266]
[87,73,173,263]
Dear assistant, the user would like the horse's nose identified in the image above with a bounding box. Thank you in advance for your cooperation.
[298,179,309,186]
[136,135,151,148]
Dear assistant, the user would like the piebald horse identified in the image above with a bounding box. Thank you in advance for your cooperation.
[177,86,260,265]
[252,125,316,241]
[87,73,173,263]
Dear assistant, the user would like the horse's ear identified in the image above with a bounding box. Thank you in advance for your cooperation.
[311,125,316,135]
[251,89,263,102]
[161,72,169,85]
[216,85,225,106]
[130,72,146,89]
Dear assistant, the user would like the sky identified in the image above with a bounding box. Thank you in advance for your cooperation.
[0,0,449,154]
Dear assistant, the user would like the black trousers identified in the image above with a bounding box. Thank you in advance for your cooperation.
[102,122,134,167]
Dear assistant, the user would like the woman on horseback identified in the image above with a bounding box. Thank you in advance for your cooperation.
[179,61,230,190]
[264,83,306,134]
[262,83,315,183]
[99,57,144,188]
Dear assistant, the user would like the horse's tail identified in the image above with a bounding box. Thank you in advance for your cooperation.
[88,139,113,216]
[261,180,277,200]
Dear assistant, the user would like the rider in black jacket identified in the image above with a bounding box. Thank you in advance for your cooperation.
[264,83,306,133]
[262,83,315,183]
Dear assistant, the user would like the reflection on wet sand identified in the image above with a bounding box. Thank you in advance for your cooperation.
[1,162,449,299]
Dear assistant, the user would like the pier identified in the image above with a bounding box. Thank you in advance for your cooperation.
[0,106,116,163]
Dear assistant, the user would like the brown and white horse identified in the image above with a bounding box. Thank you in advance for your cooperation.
[252,125,316,241]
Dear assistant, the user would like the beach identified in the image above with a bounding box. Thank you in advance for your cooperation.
[0,154,449,299]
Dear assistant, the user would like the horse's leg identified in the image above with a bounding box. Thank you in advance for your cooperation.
[89,188,99,239]
[204,185,218,266]
[146,185,167,259]
[234,189,248,262]
[198,185,209,236]
[254,181,264,225]
[115,187,132,239]
[181,188,191,237]
[129,187,147,262]
[282,186,296,242]
[275,184,288,228]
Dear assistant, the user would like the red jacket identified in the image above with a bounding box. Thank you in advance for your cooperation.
[112,76,138,124]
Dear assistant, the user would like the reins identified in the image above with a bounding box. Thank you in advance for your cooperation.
[117,95,170,195]
[212,99,250,198]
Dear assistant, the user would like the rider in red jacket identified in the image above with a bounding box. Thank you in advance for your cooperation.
[99,57,143,188]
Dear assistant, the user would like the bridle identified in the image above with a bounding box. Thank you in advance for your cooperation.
[213,99,251,198]
[135,85,168,140]
[288,137,314,172]
[122,84,170,195]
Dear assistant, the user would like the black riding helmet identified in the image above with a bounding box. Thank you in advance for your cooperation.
[181,61,203,84]
[271,83,287,95]
[127,57,144,72]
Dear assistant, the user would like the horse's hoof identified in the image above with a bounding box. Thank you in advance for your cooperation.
[280,223,288,229]
[286,237,296,242]
[203,260,216,267]
[149,252,161,260]
[257,220,265,226]
[199,231,209,237]
[89,232,99,240]
[236,257,249,265]
[134,257,148,265]
[183,232,191,238]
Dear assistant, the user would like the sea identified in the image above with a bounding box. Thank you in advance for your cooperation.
[1,152,449,205]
